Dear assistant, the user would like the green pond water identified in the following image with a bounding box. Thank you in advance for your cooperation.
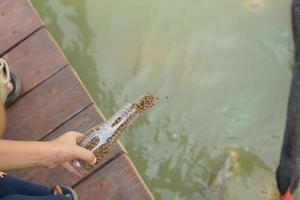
[31,0,296,199]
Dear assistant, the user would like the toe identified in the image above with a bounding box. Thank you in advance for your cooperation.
[6,82,13,95]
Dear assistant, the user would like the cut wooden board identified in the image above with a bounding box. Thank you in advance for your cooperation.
[0,0,43,56]
[3,28,68,96]
[43,104,104,140]
[4,66,92,141]
[9,105,125,187]
[0,0,6,6]
[0,0,154,198]
[75,154,154,200]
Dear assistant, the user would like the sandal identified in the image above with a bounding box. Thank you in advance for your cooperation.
[51,185,79,200]
[5,72,21,107]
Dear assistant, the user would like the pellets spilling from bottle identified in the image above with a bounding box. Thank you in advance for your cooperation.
[75,92,158,170]
[134,92,157,113]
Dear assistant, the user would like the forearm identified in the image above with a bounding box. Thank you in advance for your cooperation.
[0,132,95,176]
[0,139,54,170]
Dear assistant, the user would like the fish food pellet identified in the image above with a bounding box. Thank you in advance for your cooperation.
[112,117,122,127]
[85,137,100,151]
[134,92,157,113]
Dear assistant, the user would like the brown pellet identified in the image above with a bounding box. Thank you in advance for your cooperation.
[85,137,100,151]
[112,117,122,127]
[134,92,157,113]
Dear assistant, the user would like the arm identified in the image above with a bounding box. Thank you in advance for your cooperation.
[0,132,96,176]
[0,140,54,170]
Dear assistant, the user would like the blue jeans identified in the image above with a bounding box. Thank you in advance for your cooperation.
[0,175,68,200]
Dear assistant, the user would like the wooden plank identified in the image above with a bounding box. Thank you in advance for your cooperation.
[0,0,43,55]
[3,28,68,96]
[0,0,7,6]
[4,66,92,141]
[9,105,125,186]
[0,0,154,198]
[43,104,104,140]
[74,154,154,200]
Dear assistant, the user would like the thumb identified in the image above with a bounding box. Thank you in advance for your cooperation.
[72,146,96,165]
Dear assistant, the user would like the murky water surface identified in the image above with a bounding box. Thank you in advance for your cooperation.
[32,0,296,199]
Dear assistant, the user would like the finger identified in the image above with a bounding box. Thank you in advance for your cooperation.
[65,131,86,144]
[76,135,85,145]
[68,131,85,138]
[62,162,83,177]
[72,147,96,165]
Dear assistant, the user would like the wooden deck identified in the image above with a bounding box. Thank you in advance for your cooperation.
[1,0,154,199]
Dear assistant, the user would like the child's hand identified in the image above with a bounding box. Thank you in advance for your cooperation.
[45,131,96,177]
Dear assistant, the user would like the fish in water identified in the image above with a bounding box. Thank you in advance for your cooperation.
[246,0,265,11]
[210,149,240,199]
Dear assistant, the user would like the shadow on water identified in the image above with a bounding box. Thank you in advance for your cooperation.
[31,0,117,116]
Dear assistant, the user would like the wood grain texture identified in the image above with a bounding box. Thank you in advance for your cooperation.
[0,0,43,55]
[0,0,7,6]
[75,154,154,200]
[3,28,68,96]
[1,0,154,198]
[8,105,125,187]
[43,104,104,140]
[4,66,92,141]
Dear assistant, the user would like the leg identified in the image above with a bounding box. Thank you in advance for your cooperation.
[0,58,9,104]
[0,175,51,198]
[1,194,68,200]
[0,58,21,107]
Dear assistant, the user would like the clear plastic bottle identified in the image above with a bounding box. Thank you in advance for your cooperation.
[71,103,138,172]
[71,92,157,174]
